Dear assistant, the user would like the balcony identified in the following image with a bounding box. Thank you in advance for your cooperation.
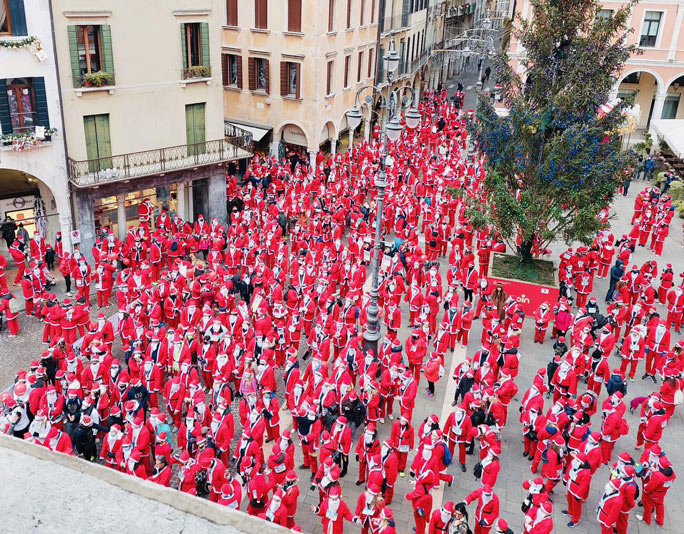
[1,126,57,152]
[380,14,410,34]
[74,71,115,89]
[67,137,252,188]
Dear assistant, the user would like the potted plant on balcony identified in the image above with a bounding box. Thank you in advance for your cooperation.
[187,65,210,79]
[2,134,11,147]
[82,71,113,87]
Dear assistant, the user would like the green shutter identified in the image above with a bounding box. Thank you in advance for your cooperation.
[200,23,210,67]
[32,77,50,128]
[180,23,188,70]
[8,0,27,36]
[186,103,206,156]
[100,25,114,75]
[84,114,112,172]
[67,26,82,87]
[378,47,385,83]
[0,79,12,134]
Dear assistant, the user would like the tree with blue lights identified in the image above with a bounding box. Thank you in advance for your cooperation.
[470,0,638,263]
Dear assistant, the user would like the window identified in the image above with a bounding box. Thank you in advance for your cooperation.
[371,0,375,23]
[622,72,641,84]
[368,48,374,78]
[226,0,238,26]
[326,60,334,95]
[1,0,27,36]
[255,0,268,29]
[596,9,613,21]
[360,0,365,25]
[357,51,363,82]
[6,78,35,133]
[185,103,206,156]
[280,62,301,98]
[662,94,680,120]
[0,77,49,135]
[640,11,662,47]
[344,55,351,87]
[222,54,242,88]
[68,24,114,87]
[83,114,112,172]
[77,25,103,74]
[181,23,209,78]
[288,0,302,32]
[346,0,352,28]
[185,23,203,66]
[328,0,335,31]
[248,57,269,92]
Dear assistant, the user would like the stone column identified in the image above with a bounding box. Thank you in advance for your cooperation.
[348,128,354,150]
[58,213,73,255]
[74,189,96,262]
[364,119,371,143]
[117,196,127,240]
[207,171,228,225]
[309,150,317,169]
[176,182,187,220]
[331,139,338,155]
[649,91,668,135]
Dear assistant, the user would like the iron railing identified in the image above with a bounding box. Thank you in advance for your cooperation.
[380,14,410,34]
[181,66,212,80]
[67,137,252,187]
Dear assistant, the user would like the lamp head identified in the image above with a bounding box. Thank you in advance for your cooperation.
[405,107,421,129]
[347,106,363,130]
[386,117,403,142]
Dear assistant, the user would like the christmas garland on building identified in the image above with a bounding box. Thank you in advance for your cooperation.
[0,36,38,49]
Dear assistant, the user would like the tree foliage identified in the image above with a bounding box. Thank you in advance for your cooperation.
[470,0,638,262]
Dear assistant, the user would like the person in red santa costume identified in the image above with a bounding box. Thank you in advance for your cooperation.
[312,485,354,534]
[461,484,499,534]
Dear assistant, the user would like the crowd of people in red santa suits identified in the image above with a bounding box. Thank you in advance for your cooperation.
[0,87,682,534]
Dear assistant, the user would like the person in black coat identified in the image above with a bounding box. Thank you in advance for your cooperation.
[71,415,109,461]
[606,259,625,302]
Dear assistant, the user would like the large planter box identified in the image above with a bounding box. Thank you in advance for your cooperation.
[486,253,559,315]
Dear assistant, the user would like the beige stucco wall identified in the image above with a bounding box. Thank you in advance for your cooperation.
[223,0,380,153]
[53,0,226,162]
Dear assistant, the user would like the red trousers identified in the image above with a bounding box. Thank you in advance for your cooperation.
[645,350,658,376]
[667,311,682,332]
[474,523,491,534]
[642,493,665,526]
[616,510,630,534]
[380,396,394,418]
[600,440,615,464]
[534,327,547,343]
[457,328,470,346]
[619,358,639,379]
[5,316,19,335]
[266,423,280,442]
[13,262,25,284]
[412,507,427,534]
[397,451,408,472]
[598,263,609,278]
[566,493,583,523]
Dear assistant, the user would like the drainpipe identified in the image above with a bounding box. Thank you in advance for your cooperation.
[47,0,77,241]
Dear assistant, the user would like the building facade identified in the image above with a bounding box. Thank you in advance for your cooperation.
[51,0,250,257]
[222,0,440,161]
[507,1,684,134]
[0,0,71,253]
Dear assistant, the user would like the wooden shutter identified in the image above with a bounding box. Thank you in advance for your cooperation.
[8,0,27,36]
[200,23,210,67]
[344,56,350,87]
[357,52,363,82]
[346,0,352,28]
[67,26,82,87]
[360,0,365,25]
[371,0,375,23]
[255,0,267,29]
[180,23,188,70]
[288,0,302,32]
[222,55,229,86]
[280,62,288,96]
[226,0,238,26]
[32,77,50,128]
[296,64,301,99]
[328,0,334,32]
[368,48,373,77]
[100,25,114,75]
[248,57,256,90]
[0,80,12,134]
[236,56,243,88]
[264,60,270,94]
[326,61,333,94]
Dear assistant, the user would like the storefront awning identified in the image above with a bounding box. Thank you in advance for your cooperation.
[225,120,271,142]
[651,119,684,159]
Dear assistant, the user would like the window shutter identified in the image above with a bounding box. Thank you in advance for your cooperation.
[288,0,302,32]
[280,62,288,96]
[67,26,82,87]
[264,60,270,94]
[227,0,238,26]
[180,24,188,70]
[248,58,256,91]
[0,80,12,135]
[296,64,301,99]
[32,77,50,128]
[347,0,352,27]
[100,25,114,75]
[328,0,334,32]
[8,0,27,36]
[237,56,243,88]
[222,55,229,86]
[371,0,375,23]
[200,23,210,67]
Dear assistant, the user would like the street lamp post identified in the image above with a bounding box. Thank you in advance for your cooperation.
[346,37,421,355]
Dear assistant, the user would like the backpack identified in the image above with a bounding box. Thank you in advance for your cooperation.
[441,442,452,467]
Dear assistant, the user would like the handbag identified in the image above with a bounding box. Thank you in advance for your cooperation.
[473,461,483,479]
[674,389,684,406]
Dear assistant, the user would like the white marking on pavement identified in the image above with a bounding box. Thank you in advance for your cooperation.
[466,85,474,90]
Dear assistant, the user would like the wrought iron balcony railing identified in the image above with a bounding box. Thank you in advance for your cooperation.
[67,137,252,187]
